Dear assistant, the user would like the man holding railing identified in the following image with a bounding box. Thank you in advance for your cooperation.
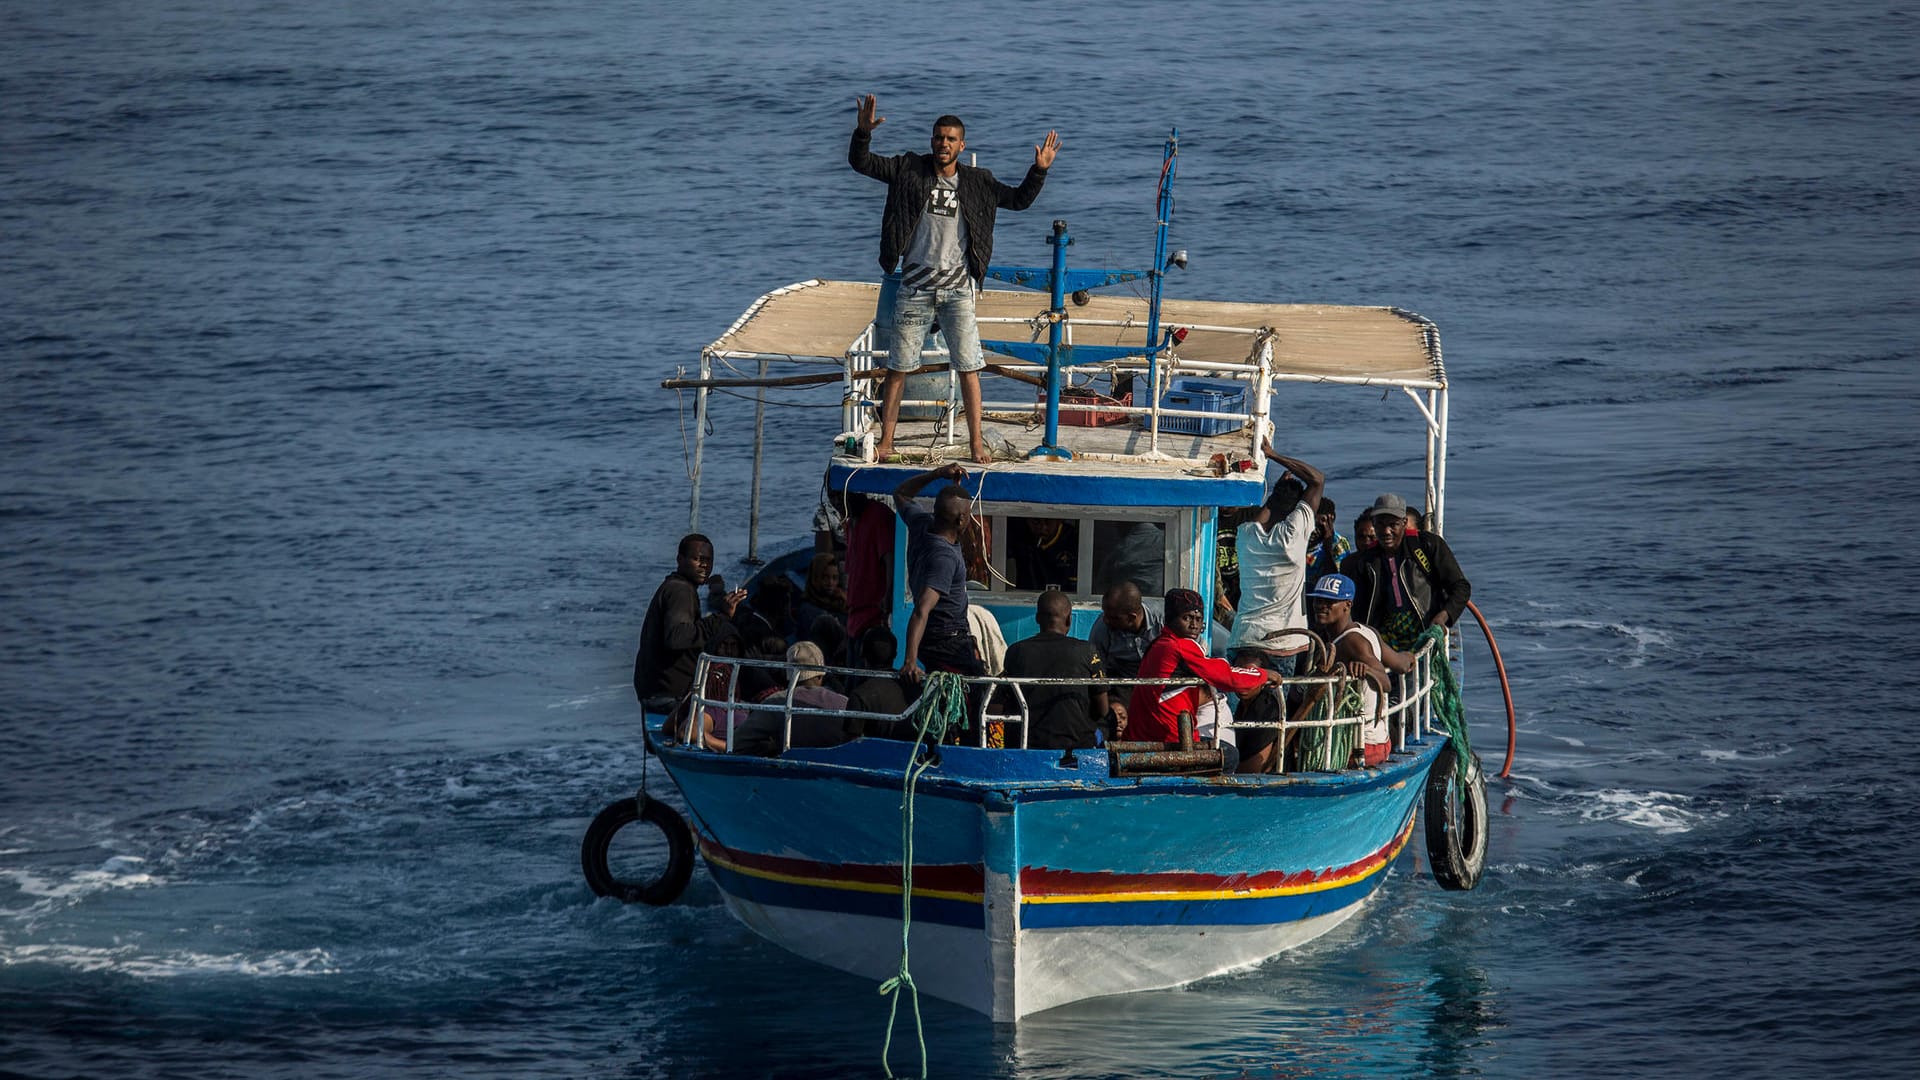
[1224,441,1326,773]
[1306,574,1411,767]
[1128,589,1277,774]
[892,463,982,681]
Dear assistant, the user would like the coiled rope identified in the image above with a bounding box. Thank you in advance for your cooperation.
[879,670,970,1079]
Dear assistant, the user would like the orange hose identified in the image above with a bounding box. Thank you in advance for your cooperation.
[1463,600,1516,779]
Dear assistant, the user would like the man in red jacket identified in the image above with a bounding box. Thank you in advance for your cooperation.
[1126,589,1278,772]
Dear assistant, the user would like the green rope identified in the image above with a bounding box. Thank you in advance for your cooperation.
[1416,626,1472,762]
[879,671,970,1080]
[1413,626,1481,804]
[1295,680,1362,771]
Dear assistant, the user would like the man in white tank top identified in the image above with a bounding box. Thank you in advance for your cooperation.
[1306,574,1412,766]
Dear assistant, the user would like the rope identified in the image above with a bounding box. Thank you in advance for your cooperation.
[1293,668,1360,772]
[879,671,970,1080]
[1414,626,1478,803]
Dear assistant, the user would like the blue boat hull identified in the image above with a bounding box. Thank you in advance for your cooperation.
[655,726,1444,1020]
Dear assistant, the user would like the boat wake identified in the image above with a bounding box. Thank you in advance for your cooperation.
[1,942,337,979]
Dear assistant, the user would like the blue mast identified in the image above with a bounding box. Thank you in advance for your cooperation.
[979,128,1181,462]
[1145,129,1178,395]
[1029,219,1074,461]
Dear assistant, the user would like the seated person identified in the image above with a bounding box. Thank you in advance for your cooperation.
[1010,517,1078,591]
[845,626,919,739]
[1089,580,1163,737]
[1352,513,1378,554]
[735,576,797,659]
[1126,588,1277,773]
[1304,496,1351,592]
[1306,573,1412,767]
[730,642,855,756]
[634,533,747,711]
[802,611,850,692]
[1089,581,1162,678]
[795,552,849,644]
[999,590,1107,751]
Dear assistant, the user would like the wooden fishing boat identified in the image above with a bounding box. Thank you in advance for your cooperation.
[583,134,1494,1024]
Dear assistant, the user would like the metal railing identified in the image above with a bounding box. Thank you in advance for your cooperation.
[679,634,1448,772]
[840,315,1278,464]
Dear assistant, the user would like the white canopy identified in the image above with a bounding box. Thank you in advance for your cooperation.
[705,279,1445,387]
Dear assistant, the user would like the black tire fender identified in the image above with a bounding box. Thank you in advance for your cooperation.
[581,795,694,905]
[1425,742,1488,891]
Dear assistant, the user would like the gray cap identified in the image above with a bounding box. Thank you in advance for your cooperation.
[786,640,827,684]
[1365,492,1409,520]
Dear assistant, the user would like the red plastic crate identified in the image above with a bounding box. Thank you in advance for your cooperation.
[1051,388,1132,427]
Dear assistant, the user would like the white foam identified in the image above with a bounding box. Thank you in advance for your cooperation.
[0,943,336,978]
[1527,618,1673,667]
[547,685,627,710]
[1701,746,1793,762]
[0,856,165,923]
[1580,788,1701,834]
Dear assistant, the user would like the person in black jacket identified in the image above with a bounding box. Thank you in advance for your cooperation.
[1000,589,1108,751]
[634,534,746,711]
[1337,493,1471,652]
[849,94,1059,463]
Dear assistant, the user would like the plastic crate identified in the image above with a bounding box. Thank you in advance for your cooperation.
[1151,377,1247,436]
[1046,387,1132,427]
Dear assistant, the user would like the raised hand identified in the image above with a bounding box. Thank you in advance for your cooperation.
[1033,130,1060,169]
[856,94,885,134]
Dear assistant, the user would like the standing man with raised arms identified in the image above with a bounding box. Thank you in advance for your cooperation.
[849,95,1060,464]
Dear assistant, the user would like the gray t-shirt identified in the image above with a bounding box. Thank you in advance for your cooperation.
[902,173,968,292]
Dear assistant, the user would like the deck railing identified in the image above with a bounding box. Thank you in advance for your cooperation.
[840,314,1277,463]
[679,634,1446,774]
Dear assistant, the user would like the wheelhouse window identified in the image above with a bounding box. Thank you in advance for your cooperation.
[1091,520,1167,596]
[1008,517,1079,592]
[982,504,1183,601]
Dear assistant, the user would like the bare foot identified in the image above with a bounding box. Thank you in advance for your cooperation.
[873,441,893,461]
[969,442,992,464]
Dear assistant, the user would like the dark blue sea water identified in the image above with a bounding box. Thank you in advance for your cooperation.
[4,1,1917,1076]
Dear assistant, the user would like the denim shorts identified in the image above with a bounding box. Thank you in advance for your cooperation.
[877,272,984,374]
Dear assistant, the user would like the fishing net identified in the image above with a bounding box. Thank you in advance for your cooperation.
[1417,625,1472,762]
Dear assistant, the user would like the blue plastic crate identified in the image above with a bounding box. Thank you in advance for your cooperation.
[1151,377,1248,436]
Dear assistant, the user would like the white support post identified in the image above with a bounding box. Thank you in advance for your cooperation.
[1436,389,1450,534]
[1423,388,1437,531]
[748,357,766,562]
[689,350,712,532]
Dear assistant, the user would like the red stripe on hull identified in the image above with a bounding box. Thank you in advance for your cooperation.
[696,835,984,894]
[1021,812,1416,898]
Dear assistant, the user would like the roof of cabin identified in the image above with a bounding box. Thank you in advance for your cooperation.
[705,279,1446,388]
